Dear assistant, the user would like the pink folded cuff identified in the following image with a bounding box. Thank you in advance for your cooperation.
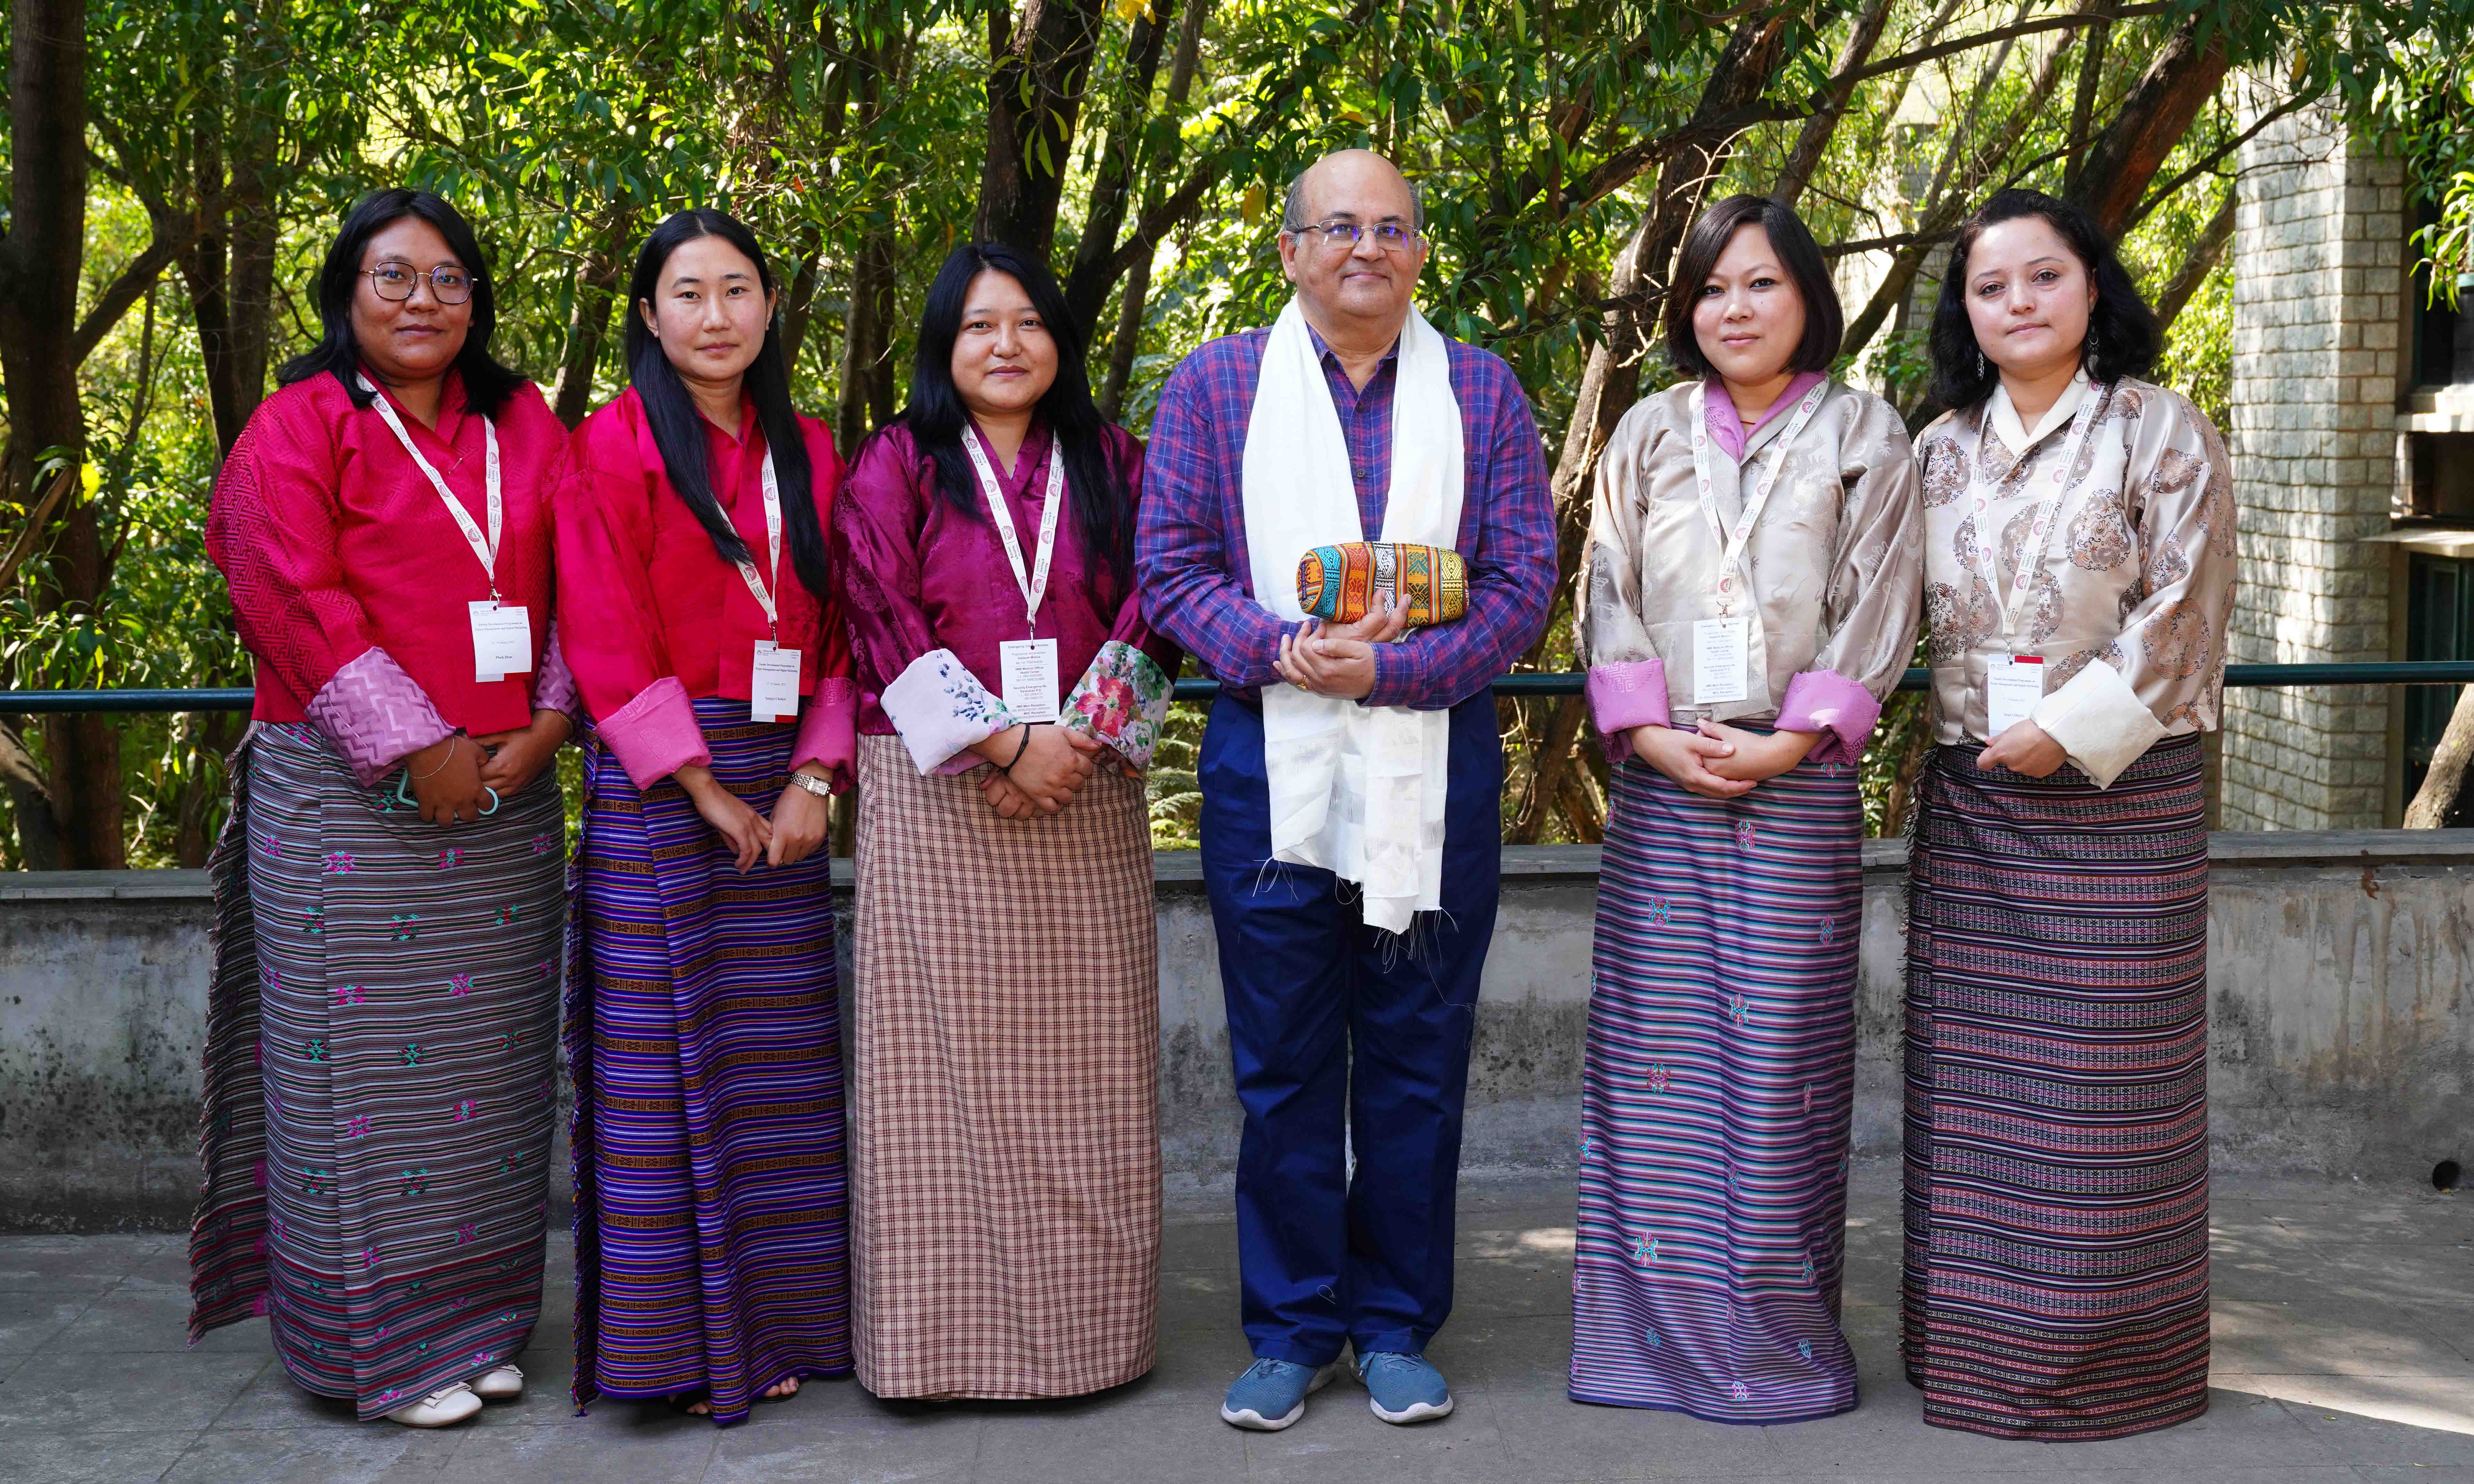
[1775,668,1882,767]
[1586,659,1670,764]
[306,647,453,787]
[597,676,711,789]
[791,676,858,793]
[529,627,581,721]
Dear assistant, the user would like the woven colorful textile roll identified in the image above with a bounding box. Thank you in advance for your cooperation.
[1295,542,1468,627]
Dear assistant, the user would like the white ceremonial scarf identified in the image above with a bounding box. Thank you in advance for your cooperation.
[1241,297,1464,935]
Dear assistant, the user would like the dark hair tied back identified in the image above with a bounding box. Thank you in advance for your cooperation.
[279,188,524,419]
[867,242,1136,598]
[622,209,830,600]
[1663,194,1845,381]
[1927,188,2162,411]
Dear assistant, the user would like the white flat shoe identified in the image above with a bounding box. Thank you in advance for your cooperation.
[470,1364,523,1401]
[384,1382,482,1427]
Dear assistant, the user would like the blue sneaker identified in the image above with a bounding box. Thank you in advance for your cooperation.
[1220,1357,1337,1431]
[1356,1350,1454,1424]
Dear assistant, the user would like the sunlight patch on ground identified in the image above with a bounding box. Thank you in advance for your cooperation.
[2215,1372,2474,1437]
[1464,1225,1576,1259]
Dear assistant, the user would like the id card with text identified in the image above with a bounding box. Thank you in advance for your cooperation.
[1691,617,1749,706]
[1000,638,1060,723]
[469,601,533,684]
[751,641,802,722]
[1985,653,2045,736]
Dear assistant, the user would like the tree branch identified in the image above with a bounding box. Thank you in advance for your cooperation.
[2151,188,2234,331]
[2122,85,2322,233]
[1839,3,2167,91]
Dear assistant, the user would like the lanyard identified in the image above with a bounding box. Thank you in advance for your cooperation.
[360,375,501,600]
[1686,378,1829,617]
[730,448,784,638]
[960,423,1064,633]
[1975,380,2106,648]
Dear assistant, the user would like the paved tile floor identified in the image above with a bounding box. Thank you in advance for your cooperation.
[2,1163,2468,1483]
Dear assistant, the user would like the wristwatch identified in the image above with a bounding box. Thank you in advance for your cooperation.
[787,770,834,800]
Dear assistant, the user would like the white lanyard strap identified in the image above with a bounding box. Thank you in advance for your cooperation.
[1687,378,1829,616]
[361,375,501,599]
[960,424,1065,631]
[1976,381,2106,647]
[731,447,784,635]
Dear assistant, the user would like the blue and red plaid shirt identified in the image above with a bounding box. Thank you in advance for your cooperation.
[1135,321,1557,710]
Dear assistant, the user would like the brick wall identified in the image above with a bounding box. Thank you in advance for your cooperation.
[2219,91,2403,829]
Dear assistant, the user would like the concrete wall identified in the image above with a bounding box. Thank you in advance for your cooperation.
[2222,86,2406,829]
[4,834,2470,1231]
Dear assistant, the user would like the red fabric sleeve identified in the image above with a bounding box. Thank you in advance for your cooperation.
[556,400,708,784]
[205,397,380,710]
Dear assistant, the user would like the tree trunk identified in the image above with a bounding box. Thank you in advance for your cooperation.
[976,0,1106,260]
[2151,189,2234,333]
[2060,2,2114,195]
[0,0,124,869]
[2405,683,2474,828]
[0,717,64,871]
[2065,14,2231,235]
[778,220,829,382]
[552,205,636,429]
[1062,3,1172,328]
[1772,0,1897,209]
[838,225,899,451]
[1100,250,1151,423]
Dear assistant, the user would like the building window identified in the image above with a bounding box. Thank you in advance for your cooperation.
[2405,552,2474,827]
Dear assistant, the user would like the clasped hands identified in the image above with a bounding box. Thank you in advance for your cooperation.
[405,708,573,826]
[976,723,1138,821]
[1276,592,1409,700]
[1627,720,1822,800]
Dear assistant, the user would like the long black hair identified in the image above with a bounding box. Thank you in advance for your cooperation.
[279,188,525,418]
[1663,194,1844,379]
[623,209,828,599]
[880,242,1134,595]
[1928,187,2162,410]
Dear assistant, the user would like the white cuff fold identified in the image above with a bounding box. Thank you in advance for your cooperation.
[2031,660,2168,790]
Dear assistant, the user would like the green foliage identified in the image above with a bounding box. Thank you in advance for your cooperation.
[10,0,2472,864]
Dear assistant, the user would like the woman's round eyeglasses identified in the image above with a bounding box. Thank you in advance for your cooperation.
[1289,219,1420,252]
[363,263,475,305]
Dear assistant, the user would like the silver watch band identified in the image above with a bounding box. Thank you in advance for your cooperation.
[787,769,834,799]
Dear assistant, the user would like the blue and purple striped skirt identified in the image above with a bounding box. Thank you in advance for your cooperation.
[1571,753,1863,1424]
[565,699,851,1425]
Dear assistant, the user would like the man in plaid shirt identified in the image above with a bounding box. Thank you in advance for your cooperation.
[1135,148,1555,1432]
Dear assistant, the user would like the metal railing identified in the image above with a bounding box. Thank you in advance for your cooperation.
[6,662,2474,713]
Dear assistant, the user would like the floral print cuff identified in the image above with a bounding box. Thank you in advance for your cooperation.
[881,648,1017,774]
[307,647,453,787]
[1060,641,1173,771]
[1586,659,1670,764]
[1776,669,1881,768]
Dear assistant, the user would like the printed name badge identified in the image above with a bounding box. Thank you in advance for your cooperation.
[1691,617,1750,706]
[469,601,533,684]
[750,641,802,723]
[1985,654,2045,736]
[999,637,1061,724]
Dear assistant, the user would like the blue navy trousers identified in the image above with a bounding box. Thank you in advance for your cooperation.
[1198,691,1503,1365]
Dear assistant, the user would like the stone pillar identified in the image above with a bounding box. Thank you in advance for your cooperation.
[2218,90,2404,830]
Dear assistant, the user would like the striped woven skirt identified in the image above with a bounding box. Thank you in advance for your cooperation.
[188,723,564,1418]
[1570,754,1863,1423]
[1902,735,2210,1440]
[566,700,850,1425]
[850,733,1160,1399]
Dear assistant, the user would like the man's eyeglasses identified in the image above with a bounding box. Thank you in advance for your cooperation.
[1289,219,1420,252]
[363,263,475,305]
